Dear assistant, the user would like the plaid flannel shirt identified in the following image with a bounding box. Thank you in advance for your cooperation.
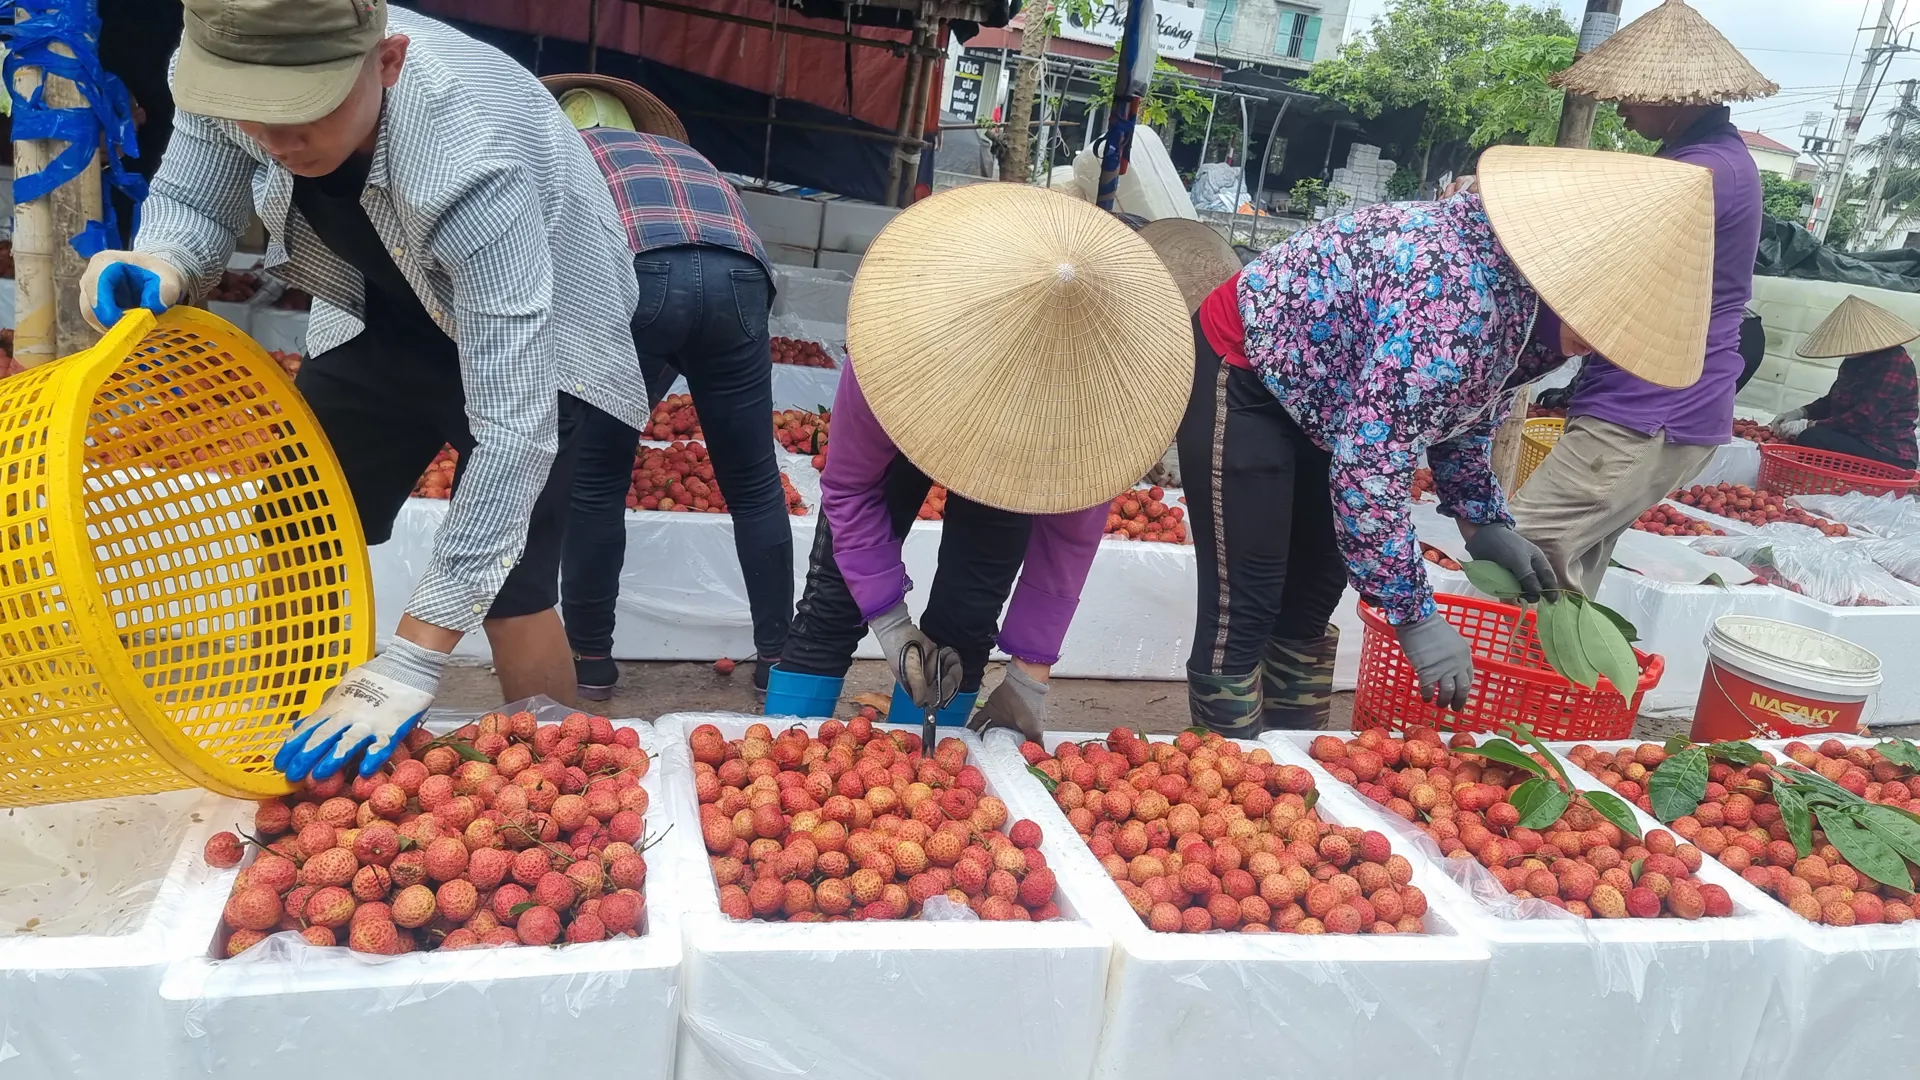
[579,128,769,274]
[137,8,643,634]
[1804,346,1920,468]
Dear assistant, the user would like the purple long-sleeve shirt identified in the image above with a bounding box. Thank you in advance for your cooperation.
[1568,107,1762,445]
[819,365,1106,664]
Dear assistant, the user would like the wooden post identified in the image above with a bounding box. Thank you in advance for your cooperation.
[1491,387,1533,493]
[12,6,104,368]
[1000,0,1052,183]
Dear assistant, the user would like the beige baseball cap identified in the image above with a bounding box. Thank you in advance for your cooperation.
[174,0,387,125]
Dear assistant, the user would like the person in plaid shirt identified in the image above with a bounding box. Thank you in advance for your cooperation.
[1776,296,1920,469]
[546,75,793,699]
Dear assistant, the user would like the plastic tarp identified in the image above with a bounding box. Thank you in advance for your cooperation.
[656,714,1111,1080]
[156,717,685,1080]
[1263,731,1799,1080]
[0,790,208,1080]
[977,728,1491,1080]
[1756,215,1920,293]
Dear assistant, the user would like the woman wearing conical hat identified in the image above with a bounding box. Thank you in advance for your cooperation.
[762,185,1192,738]
[1184,147,1717,731]
[1773,296,1920,470]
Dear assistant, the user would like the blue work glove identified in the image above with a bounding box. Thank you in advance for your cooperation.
[1465,523,1558,602]
[275,637,448,781]
[79,250,186,332]
[1395,614,1474,711]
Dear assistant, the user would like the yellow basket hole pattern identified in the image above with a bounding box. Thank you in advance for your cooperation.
[0,310,371,806]
[1516,417,1564,490]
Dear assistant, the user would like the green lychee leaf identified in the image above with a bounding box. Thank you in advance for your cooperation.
[1449,738,1548,779]
[450,741,491,762]
[1026,765,1059,793]
[1583,789,1643,840]
[1853,803,1920,868]
[1648,747,1708,824]
[1303,788,1319,813]
[1510,777,1570,829]
[1577,599,1640,698]
[1876,739,1920,773]
[1704,741,1764,765]
[1499,721,1576,791]
[1630,857,1646,882]
[1587,599,1640,643]
[509,902,536,917]
[1663,734,1694,756]
[1463,560,1524,600]
[396,835,416,851]
[1821,808,1913,892]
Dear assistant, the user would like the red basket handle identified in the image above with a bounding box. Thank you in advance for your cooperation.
[1635,650,1665,693]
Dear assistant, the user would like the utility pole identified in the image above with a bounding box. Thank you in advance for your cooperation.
[1553,0,1624,149]
[1001,0,1055,183]
[1812,0,1900,241]
[1861,78,1918,251]
[12,1,105,367]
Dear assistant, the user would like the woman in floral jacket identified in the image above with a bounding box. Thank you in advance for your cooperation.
[1182,146,1717,733]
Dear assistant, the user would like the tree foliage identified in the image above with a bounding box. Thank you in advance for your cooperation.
[1302,0,1652,178]
[1761,173,1812,221]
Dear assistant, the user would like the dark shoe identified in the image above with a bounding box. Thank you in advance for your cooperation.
[754,656,778,695]
[1261,629,1339,730]
[1188,668,1262,736]
[575,655,617,702]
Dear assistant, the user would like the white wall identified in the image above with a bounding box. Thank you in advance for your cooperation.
[1747,146,1797,178]
[1742,276,1920,414]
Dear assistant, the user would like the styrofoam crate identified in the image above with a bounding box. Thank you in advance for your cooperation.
[1264,731,1798,1080]
[0,790,210,1080]
[156,719,684,1080]
[979,729,1490,1079]
[819,199,898,256]
[738,189,825,249]
[659,713,1111,1080]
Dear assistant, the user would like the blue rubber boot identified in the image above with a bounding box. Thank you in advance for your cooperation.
[763,666,844,718]
[887,681,979,726]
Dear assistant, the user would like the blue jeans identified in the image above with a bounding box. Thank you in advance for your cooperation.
[561,246,794,659]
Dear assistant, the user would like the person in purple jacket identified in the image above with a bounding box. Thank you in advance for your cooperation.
[763,185,1192,737]
[1508,0,1779,596]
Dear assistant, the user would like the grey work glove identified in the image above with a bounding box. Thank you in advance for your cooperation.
[870,601,961,709]
[1464,523,1558,601]
[1772,407,1808,427]
[1396,614,1475,711]
[970,663,1047,742]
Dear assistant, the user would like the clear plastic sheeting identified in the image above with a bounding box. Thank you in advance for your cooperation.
[0,791,215,1080]
[1791,490,1920,538]
[1610,528,1758,586]
[156,719,685,1080]
[1689,525,1920,607]
[1689,438,1763,489]
[656,714,1112,1080]
[1263,733,1798,1080]
[1859,533,1920,585]
[978,729,1491,1080]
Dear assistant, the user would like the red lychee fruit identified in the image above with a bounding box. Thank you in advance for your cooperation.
[204,831,244,869]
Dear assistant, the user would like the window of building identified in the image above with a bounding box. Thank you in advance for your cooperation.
[1276,8,1321,61]
[1203,0,1236,47]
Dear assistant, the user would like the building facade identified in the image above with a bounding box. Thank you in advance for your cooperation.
[1192,0,1346,71]
[1740,130,1802,179]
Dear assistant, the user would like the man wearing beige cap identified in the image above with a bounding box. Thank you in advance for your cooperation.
[81,0,646,781]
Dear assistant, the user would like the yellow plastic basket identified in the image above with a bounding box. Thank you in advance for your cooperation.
[0,307,371,806]
[1516,417,1565,490]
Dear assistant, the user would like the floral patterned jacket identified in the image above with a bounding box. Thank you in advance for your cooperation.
[1238,194,1566,626]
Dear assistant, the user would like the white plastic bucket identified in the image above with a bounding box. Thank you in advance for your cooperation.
[1691,615,1882,740]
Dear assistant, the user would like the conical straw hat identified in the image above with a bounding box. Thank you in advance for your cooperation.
[1797,295,1920,358]
[847,185,1191,514]
[541,73,690,142]
[1477,145,1715,389]
[1549,0,1778,105]
[1140,218,1242,313]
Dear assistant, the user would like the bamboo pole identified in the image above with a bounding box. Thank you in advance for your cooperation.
[11,8,104,367]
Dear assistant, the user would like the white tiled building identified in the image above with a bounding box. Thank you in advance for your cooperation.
[1191,0,1347,71]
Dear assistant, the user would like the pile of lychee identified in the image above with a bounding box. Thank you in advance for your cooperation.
[1672,483,1848,535]
[1572,740,1919,926]
[693,719,1061,922]
[412,445,458,500]
[1315,729,1732,920]
[770,336,835,368]
[205,711,655,956]
[1023,727,1428,934]
[773,408,829,456]
[1106,486,1188,544]
[627,441,808,515]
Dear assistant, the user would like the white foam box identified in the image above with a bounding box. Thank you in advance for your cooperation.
[819,199,898,255]
[977,729,1490,1079]
[0,790,210,1080]
[156,719,685,1080]
[814,249,863,275]
[1264,732,1799,1080]
[1800,603,1920,725]
[656,713,1111,1080]
[1740,736,1920,1076]
[764,242,817,268]
[770,263,852,324]
[738,189,825,249]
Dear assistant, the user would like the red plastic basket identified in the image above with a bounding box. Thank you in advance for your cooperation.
[1353,593,1664,740]
[1757,444,1918,498]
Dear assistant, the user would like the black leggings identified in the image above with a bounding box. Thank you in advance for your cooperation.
[782,455,1032,694]
[1797,424,1909,469]
[1179,317,1347,677]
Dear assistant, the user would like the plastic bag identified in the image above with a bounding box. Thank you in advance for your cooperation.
[1858,534,1920,586]
[1790,491,1920,538]
[1689,524,1920,606]
[1189,161,1245,212]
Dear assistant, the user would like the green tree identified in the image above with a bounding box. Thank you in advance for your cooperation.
[1094,50,1214,133]
[1468,33,1656,154]
[1761,173,1813,221]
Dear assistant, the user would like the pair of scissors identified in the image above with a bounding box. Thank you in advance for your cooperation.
[897,638,958,753]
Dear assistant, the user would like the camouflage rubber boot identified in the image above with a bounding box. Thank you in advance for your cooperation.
[1188,668,1262,737]
[1260,627,1340,730]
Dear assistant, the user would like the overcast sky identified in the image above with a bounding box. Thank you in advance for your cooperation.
[1340,0,1920,156]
